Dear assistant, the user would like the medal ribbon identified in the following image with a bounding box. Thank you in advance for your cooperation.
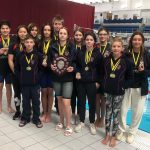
[76,44,81,50]
[1,36,10,48]
[43,40,50,55]
[19,43,23,51]
[111,58,120,71]
[132,50,140,66]
[25,54,33,65]
[85,50,92,64]
[100,43,107,55]
[54,34,57,41]
[59,44,66,56]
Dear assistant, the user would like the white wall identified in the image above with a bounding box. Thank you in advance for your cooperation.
[92,0,150,20]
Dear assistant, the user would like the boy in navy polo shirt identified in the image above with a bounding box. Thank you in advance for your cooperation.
[15,35,43,128]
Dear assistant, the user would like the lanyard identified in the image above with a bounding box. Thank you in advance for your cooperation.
[19,43,23,51]
[1,36,10,48]
[25,54,33,65]
[100,43,107,55]
[59,44,66,56]
[85,50,92,64]
[76,44,81,50]
[132,50,140,66]
[54,34,57,41]
[43,40,50,55]
[111,58,120,71]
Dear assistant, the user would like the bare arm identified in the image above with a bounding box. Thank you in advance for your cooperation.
[8,54,14,73]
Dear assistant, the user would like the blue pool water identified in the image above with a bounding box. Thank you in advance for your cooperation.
[86,96,150,133]
[127,97,150,133]
[85,78,150,133]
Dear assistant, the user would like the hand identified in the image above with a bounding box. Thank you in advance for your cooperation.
[42,59,47,67]
[138,64,144,72]
[42,62,47,67]
[0,48,5,54]
[96,82,100,89]
[66,66,74,72]
[76,72,81,80]
[3,48,8,55]
[51,64,57,71]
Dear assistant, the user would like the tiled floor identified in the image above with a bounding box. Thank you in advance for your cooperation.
[0,93,150,150]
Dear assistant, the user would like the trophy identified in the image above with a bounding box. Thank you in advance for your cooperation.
[53,53,70,76]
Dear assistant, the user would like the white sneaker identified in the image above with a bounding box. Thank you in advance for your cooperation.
[126,133,134,144]
[116,130,124,140]
[74,122,85,133]
[90,123,96,135]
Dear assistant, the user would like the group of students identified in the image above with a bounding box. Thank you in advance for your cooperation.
[0,15,150,148]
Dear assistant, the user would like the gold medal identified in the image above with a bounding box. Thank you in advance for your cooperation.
[26,66,32,71]
[110,73,116,78]
[85,66,89,71]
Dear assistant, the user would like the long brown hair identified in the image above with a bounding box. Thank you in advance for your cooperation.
[128,31,145,54]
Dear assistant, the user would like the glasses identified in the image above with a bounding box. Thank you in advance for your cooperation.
[99,34,107,36]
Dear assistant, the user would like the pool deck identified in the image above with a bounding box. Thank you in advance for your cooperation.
[0,91,150,150]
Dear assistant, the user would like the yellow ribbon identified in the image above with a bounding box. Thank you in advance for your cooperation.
[111,58,120,71]
[25,54,33,65]
[132,50,140,66]
[85,50,92,64]
[43,40,50,55]
[100,43,107,55]
[1,36,10,48]
[19,43,23,51]
[59,44,66,56]
[54,34,57,41]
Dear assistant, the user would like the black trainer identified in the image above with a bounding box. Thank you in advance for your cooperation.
[13,111,21,120]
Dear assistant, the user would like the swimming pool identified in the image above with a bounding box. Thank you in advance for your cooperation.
[127,97,150,133]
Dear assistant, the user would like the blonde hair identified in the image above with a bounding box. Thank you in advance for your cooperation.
[111,37,123,47]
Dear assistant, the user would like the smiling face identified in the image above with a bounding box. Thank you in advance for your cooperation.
[59,28,68,42]
[112,41,123,57]
[0,25,11,37]
[30,26,38,38]
[132,35,143,50]
[18,27,28,40]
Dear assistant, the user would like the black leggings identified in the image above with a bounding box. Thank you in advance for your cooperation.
[71,80,79,114]
[77,82,96,123]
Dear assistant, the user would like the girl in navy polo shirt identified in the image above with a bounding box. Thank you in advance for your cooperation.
[75,31,103,135]
[0,20,15,113]
[71,28,84,125]
[8,25,28,120]
[101,38,133,147]
[38,23,54,123]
